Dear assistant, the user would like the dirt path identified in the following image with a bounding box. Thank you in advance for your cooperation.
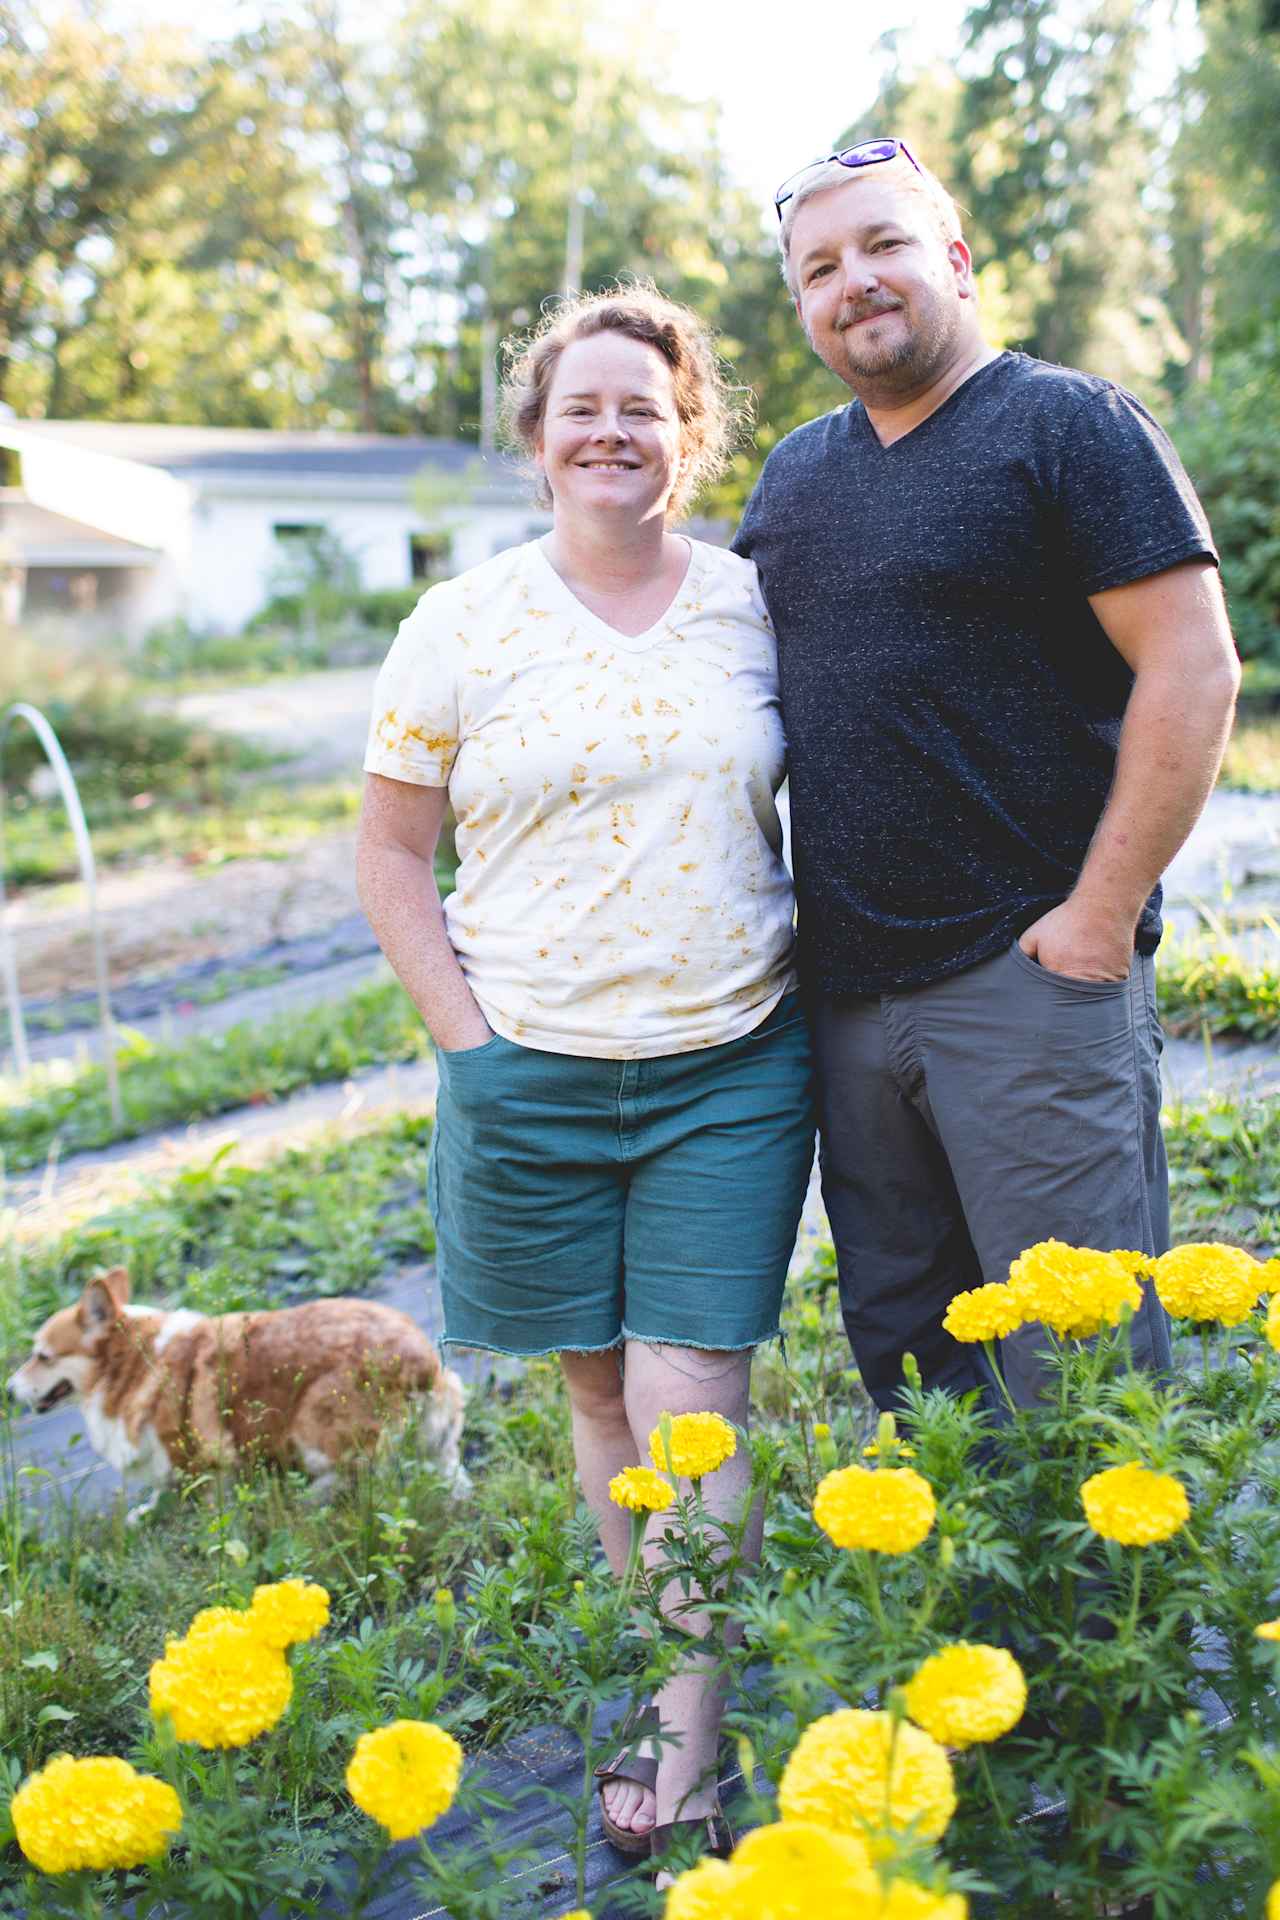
[8,828,361,997]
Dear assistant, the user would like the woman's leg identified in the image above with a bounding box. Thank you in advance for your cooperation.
[560,1346,637,1574]
[623,1338,759,1862]
[559,1346,657,1839]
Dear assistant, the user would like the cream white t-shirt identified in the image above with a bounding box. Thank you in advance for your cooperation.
[363,537,796,1058]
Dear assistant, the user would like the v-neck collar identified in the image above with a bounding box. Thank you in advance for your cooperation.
[529,537,699,654]
[852,350,1010,453]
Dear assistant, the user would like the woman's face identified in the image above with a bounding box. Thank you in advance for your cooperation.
[536,331,684,528]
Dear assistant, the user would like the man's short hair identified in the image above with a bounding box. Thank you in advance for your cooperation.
[778,153,964,297]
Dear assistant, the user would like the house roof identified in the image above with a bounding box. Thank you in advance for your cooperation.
[0,491,158,568]
[5,419,513,481]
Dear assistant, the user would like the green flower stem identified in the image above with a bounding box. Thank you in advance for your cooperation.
[1201,1325,1213,1380]
[619,1509,648,1610]
[1126,1552,1144,1642]
[984,1339,1021,1421]
[976,1742,1014,1841]
[860,1552,889,1642]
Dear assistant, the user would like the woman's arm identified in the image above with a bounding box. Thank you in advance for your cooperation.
[355,772,493,1052]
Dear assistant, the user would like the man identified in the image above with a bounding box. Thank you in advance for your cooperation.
[734,138,1240,1410]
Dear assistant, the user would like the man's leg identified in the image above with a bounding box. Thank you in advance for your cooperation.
[811,992,992,1409]
[912,944,1173,1406]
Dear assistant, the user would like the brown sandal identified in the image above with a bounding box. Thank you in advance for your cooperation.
[649,1807,734,1874]
[594,1704,661,1856]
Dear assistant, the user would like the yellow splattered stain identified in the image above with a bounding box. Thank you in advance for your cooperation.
[678,862,698,873]
[374,710,457,758]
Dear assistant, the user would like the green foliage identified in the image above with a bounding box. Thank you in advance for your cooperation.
[0,634,260,812]
[1172,330,1280,663]
[1166,1091,1280,1251]
[244,584,423,639]
[3,776,362,890]
[1219,713,1280,792]
[0,976,430,1173]
[1,1114,438,1366]
[1157,931,1280,1042]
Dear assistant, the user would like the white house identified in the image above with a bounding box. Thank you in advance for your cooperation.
[0,419,545,638]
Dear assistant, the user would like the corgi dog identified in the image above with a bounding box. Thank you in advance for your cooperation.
[7,1268,467,1512]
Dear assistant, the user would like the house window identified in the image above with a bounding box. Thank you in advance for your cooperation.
[410,533,451,580]
[273,522,324,543]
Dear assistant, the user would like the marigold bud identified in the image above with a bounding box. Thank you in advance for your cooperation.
[433,1588,456,1634]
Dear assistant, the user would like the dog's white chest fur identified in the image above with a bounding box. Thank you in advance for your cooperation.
[81,1390,170,1482]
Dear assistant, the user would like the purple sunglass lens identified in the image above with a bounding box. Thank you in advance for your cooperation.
[837,140,900,167]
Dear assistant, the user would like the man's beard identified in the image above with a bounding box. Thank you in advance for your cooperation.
[827,291,957,397]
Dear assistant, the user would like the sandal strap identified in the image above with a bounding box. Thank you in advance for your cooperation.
[593,1702,661,1790]
[649,1809,734,1865]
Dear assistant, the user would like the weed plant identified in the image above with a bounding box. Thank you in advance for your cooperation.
[0,927,1261,1181]
[5,1248,1280,1917]
[0,633,265,813]
[1219,716,1280,794]
[1158,924,1280,1040]
[3,778,363,891]
[0,1113,437,1366]
[0,977,431,1172]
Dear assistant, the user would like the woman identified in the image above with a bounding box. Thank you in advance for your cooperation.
[356,284,814,1875]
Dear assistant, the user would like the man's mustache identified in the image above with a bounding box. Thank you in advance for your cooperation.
[836,299,903,330]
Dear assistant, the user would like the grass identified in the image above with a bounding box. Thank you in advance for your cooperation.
[1218,715,1280,793]
[3,777,364,892]
[1155,924,1280,1038]
[1,1091,1276,1911]
[0,975,430,1173]
[0,1114,438,1368]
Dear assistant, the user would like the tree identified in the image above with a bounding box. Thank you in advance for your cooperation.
[952,0,1174,389]
[0,3,199,408]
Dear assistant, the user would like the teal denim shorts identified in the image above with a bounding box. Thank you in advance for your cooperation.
[427,994,816,1356]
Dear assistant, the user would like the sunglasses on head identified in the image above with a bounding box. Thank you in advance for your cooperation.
[774,136,923,220]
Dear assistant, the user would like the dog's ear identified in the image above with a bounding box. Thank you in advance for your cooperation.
[102,1266,132,1306]
[79,1270,127,1336]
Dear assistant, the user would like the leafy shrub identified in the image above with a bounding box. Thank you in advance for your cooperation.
[1173,327,1280,664]
[0,633,259,808]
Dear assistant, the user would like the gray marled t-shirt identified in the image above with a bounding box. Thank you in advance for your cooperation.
[733,351,1219,995]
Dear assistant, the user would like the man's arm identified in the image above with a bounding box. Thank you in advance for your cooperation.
[1019,560,1240,981]
[355,773,493,1051]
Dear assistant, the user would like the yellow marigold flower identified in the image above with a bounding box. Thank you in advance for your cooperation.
[942,1283,1023,1343]
[1110,1249,1156,1278]
[730,1821,879,1913]
[877,1883,969,1919]
[1268,1880,1280,1920]
[1008,1240,1142,1338]
[185,1605,245,1638]
[1080,1462,1189,1546]
[608,1466,676,1513]
[862,1441,918,1458]
[648,1411,737,1479]
[248,1579,331,1648]
[150,1618,293,1747]
[778,1708,956,1849]
[346,1719,463,1840]
[663,1858,743,1920]
[556,1912,593,1919]
[1152,1242,1265,1326]
[903,1643,1027,1748]
[1255,1619,1280,1642]
[813,1464,936,1555]
[1267,1294,1280,1353]
[12,1755,182,1874]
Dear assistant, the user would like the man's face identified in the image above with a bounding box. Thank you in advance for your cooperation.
[789,174,976,399]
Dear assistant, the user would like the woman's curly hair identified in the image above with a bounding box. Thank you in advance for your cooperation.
[501,280,751,521]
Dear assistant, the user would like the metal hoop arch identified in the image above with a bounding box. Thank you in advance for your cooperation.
[0,702,122,1126]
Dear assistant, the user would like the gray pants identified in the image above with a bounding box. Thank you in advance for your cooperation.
[812,940,1174,1411]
